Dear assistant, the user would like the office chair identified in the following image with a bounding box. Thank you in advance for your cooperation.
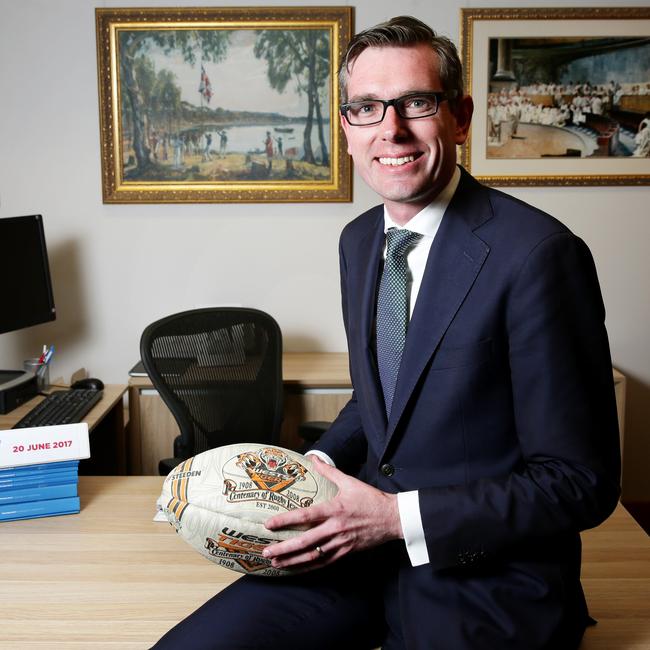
[140,307,284,476]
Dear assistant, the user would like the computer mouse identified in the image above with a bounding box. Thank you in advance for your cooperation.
[71,377,104,391]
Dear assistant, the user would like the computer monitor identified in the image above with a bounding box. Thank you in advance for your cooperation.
[0,215,56,413]
[0,215,56,334]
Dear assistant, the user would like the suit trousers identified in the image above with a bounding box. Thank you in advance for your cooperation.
[151,543,590,650]
[151,550,395,650]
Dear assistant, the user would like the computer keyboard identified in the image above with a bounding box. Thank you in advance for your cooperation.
[13,389,103,429]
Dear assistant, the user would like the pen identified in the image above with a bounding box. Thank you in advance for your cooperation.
[43,345,55,365]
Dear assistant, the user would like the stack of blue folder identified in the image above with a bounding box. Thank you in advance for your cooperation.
[0,459,80,522]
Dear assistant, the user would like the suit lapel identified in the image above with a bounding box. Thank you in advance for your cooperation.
[347,207,388,438]
[384,171,492,443]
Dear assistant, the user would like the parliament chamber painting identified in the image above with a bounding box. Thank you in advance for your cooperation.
[486,36,650,159]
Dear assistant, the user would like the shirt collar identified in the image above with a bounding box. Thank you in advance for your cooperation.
[383,166,461,237]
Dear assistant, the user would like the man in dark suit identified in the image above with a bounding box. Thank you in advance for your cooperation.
[153,16,620,650]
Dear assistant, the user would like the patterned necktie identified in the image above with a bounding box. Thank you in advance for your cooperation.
[376,227,423,418]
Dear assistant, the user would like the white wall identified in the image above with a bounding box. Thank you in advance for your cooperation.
[1,0,649,501]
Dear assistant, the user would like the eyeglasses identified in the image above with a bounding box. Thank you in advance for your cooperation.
[340,91,458,126]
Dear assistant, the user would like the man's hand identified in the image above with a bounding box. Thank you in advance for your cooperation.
[262,456,403,571]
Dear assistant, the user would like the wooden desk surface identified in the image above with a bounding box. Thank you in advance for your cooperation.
[128,353,622,393]
[0,476,647,649]
[0,386,128,475]
[128,352,352,390]
[282,352,351,387]
[0,384,127,431]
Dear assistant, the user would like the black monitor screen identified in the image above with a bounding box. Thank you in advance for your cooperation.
[0,215,56,334]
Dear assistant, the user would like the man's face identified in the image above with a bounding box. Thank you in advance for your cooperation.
[341,44,473,223]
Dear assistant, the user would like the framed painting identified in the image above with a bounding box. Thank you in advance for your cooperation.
[460,7,650,186]
[95,7,353,203]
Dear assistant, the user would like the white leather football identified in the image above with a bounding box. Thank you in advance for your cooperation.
[156,443,338,577]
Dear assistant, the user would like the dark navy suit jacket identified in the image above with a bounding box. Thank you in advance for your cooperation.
[314,168,621,649]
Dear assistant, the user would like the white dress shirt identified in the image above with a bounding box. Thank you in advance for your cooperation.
[308,167,461,567]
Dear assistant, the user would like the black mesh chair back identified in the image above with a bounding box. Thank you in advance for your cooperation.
[140,308,283,475]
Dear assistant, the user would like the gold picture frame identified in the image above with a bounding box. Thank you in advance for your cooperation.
[96,6,353,203]
[460,7,650,186]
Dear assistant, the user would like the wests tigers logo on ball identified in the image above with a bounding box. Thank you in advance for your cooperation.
[239,447,306,490]
[205,528,276,573]
[222,447,317,510]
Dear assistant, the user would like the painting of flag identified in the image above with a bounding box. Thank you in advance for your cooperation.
[96,6,353,203]
[199,65,213,105]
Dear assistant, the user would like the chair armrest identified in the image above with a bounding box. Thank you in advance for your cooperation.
[298,421,331,443]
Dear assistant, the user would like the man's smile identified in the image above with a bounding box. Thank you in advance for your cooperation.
[377,153,420,166]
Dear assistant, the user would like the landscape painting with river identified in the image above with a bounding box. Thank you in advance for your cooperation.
[118,27,332,184]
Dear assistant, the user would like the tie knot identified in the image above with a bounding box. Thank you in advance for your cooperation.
[385,228,422,259]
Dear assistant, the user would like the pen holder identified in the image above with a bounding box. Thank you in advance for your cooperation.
[24,358,50,391]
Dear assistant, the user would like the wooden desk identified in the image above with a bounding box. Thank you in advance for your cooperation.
[0,385,128,474]
[283,352,350,387]
[0,476,647,649]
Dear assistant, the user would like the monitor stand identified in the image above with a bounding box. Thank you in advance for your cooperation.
[0,370,38,415]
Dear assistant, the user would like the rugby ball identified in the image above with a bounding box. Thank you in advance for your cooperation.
[156,443,338,577]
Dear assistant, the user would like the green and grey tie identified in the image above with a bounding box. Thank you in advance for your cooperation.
[376,227,422,418]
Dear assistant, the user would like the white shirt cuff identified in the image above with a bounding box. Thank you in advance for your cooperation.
[304,450,336,467]
[397,490,430,566]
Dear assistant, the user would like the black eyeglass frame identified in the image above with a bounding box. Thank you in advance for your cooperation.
[340,91,458,126]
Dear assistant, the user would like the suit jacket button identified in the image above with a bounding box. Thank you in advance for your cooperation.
[380,463,395,477]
